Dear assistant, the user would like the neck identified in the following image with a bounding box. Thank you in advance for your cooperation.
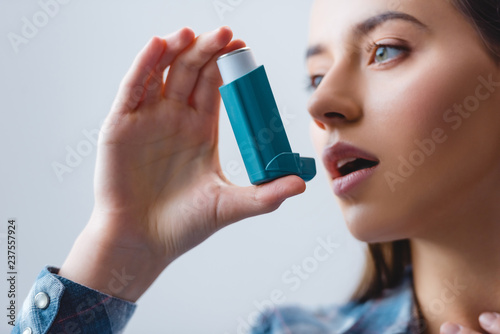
[410,178,500,334]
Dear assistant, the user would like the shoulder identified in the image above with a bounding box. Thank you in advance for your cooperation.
[251,267,418,334]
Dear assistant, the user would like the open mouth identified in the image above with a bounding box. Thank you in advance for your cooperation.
[337,157,379,177]
[323,142,380,194]
[322,142,380,181]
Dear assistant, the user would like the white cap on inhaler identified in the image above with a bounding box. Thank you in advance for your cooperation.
[217,47,259,85]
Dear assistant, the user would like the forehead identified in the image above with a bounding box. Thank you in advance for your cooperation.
[308,0,458,46]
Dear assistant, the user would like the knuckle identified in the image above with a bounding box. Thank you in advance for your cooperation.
[178,57,201,73]
[199,69,221,86]
[167,89,186,103]
[197,43,214,59]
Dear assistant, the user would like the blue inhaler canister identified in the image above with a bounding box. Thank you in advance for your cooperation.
[217,47,316,185]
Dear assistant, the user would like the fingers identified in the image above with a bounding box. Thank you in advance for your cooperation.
[191,39,246,114]
[440,322,479,334]
[113,27,196,113]
[114,36,167,112]
[480,312,500,333]
[163,26,233,104]
[141,27,196,106]
[112,26,238,114]
[440,314,500,334]
[216,175,306,227]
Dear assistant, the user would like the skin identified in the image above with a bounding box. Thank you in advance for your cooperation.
[58,27,306,302]
[56,1,500,334]
[307,0,500,333]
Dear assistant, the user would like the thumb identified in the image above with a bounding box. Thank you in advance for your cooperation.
[219,175,307,226]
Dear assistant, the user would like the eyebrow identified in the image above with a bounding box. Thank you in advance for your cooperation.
[305,11,429,59]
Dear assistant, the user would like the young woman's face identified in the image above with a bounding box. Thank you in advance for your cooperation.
[306,0,500,242]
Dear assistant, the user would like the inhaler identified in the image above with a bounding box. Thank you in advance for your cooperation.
[217,47,316,185]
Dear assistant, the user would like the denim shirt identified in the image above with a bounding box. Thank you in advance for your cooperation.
[12,266,136,334]
[12,265,423,334]
[251,266,425,334]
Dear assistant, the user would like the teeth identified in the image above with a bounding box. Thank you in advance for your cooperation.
[337,157,357,169]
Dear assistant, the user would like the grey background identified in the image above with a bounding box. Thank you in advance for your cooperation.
[0,1,365,333]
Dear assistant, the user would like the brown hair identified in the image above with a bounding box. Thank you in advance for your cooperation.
[350,240,411,303]
[350,0,500,303]
[452,0,500,62]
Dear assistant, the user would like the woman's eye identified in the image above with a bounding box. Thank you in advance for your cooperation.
[309,75,324,90]
[306,44,408,91]
[371,44,408,64]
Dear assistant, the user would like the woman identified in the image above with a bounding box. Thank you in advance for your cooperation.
[13,0,500,333]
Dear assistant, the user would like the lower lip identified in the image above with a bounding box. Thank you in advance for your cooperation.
[332,166,378,196]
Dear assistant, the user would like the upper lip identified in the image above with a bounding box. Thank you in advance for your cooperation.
[322,142,380,179]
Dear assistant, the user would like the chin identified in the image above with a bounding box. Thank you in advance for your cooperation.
[340,202,414,244]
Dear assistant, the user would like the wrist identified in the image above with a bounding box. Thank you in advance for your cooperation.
[58,216,171,302]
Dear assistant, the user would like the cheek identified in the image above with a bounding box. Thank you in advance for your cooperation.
[367,47,496,173]
[351,49,500,240]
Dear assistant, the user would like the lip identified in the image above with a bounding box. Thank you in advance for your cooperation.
[322,142,380,196]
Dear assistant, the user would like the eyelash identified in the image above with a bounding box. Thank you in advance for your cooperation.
[305,42,410,91]
[365,41,410,65]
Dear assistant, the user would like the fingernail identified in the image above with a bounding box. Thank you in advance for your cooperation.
[479,312,498,328]
[440,322,461,334]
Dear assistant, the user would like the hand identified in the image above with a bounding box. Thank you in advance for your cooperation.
[58,26,306,301]
[441,312,500,333]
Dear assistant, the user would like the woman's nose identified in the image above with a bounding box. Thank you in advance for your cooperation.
[307,66,362,130]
